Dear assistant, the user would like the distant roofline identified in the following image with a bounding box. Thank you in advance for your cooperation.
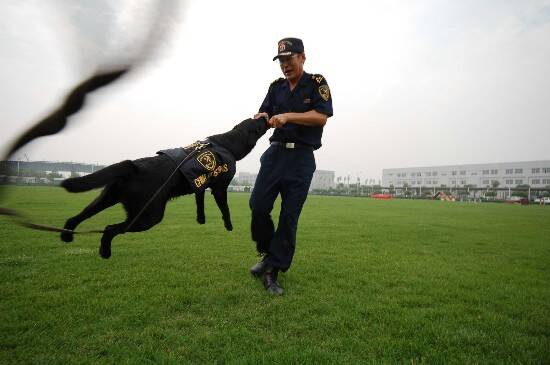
[1,160,104,165]
[383,159,550,172]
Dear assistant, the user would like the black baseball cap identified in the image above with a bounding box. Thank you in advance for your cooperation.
[273,37,304,61]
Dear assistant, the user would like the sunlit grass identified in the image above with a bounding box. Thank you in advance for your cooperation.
[1,186,549,364]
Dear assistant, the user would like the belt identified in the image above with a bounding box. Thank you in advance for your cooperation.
[270,141,314,150]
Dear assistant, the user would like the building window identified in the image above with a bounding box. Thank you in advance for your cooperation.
[482,170,489,175]
[451,180,457,185]
[515,169,523,174]
[532,168,540,174]
[471,172,477,175]
[432,171,438,176]
[532,179,540,185]
[543,179,550,185]
[441,173,447,176]
[417,172,422,177]
[505,179,513,184]
[505,169,513,174]
[543,168,550,174]
[426,172,431,177]
[483,180,490,185]
[515,179,523,185]
[452,171,457,176]
[491,169,498,174]
[460,180,467,185]
[460,171,466,175]
[433,180,438,185]
[410,173,415,177]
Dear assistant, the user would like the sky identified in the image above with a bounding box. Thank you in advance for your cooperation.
[1,0,549,183]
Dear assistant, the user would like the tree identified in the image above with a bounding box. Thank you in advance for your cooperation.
[46,171,63,181]
[485,191,497,198]
[513,184,530,198]
[402,183,412,197]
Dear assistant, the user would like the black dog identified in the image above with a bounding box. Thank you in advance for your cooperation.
[60,117,269,258]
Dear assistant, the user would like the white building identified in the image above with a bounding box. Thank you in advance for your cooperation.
[310,170,335,190]
[238,172,257,186]
[382,160,550,188]
[238,169,335,191]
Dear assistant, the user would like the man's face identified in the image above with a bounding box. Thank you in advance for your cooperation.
[279,53,305,81]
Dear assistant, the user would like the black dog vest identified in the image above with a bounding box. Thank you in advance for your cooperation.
[158,141,236,193]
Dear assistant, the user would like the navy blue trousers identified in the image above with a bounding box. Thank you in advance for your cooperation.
[249,145,316,272]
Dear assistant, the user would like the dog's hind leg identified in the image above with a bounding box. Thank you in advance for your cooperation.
[99,202,167,259]
[99,222,128,259]
[61,185,119,242]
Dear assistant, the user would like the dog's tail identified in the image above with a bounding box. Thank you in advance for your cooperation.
[61,160,135,192]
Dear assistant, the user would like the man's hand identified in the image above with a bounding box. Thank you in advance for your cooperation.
[254,112,269,121]
[269,113,289,128]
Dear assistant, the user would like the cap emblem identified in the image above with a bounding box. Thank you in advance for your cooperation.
[278,40,293,52]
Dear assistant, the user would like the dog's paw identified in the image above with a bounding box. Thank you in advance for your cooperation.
[196,215,206,225]
[60,231,74,243]
[99,244,111,259]
[224,221,233,231]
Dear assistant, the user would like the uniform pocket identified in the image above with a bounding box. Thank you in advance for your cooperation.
[297,150,316,175]
[260,145,275,164]
[305,151,316,171]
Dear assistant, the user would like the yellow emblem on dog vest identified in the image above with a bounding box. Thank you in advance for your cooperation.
[197,151,216,171]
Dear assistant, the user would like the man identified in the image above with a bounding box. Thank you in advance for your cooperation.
[250,37,333,295]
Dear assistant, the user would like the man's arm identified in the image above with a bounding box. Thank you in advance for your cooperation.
[269,110,328,128]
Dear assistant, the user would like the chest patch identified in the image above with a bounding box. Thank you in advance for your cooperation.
[197,151,216,171]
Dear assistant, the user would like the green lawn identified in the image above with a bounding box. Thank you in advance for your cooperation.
[1,186,549,364]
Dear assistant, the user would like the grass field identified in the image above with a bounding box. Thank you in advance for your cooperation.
[1,186,549,364]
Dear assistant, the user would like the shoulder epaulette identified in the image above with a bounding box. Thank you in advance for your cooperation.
[311,74,325,84]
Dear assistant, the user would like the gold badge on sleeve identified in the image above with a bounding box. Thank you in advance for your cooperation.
[318,85,330,101]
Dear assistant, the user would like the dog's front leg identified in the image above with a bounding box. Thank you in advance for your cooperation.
[211,187,232,231]
[195,191,206,224]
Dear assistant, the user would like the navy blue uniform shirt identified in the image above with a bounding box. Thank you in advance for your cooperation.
[259,72,333,150]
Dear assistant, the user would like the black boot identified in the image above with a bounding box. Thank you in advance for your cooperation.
[263,267,283,295]
[250,255,268,278]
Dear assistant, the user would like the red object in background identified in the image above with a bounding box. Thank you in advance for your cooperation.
[505,197,529,205]
[371,194,393,200]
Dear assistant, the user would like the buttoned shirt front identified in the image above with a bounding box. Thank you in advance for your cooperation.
[259,72,333,150]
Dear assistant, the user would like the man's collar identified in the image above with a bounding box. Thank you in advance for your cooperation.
[298,71,310,87]
[284,71,309,90]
